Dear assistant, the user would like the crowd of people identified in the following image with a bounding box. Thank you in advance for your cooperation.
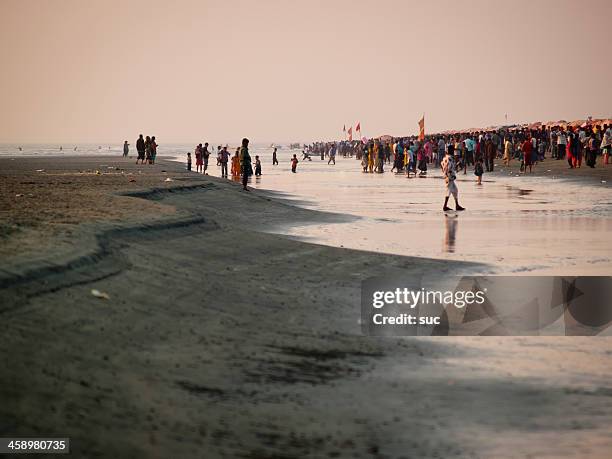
[124,121,610,205]
[302,122,610,210]
[132,134,158,165]
[187,139,262,191]
[305,122,611,178]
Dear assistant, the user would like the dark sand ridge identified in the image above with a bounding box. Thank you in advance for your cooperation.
[1,157,611,458]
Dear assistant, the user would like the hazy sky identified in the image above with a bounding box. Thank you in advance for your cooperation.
[1,0,610,144]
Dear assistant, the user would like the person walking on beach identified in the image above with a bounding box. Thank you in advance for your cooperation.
[220,146,230,177]
[522,135,533,173]
[368,142,375,172]
[484,137,495,172]
[272,147,278,165]
[195,144,203,173]
[202,143,210,175]
[291,154,299,173]
[503,136,512,166]
[586,134,599,168]
[474,156,484,185]
[328,144,336,165]
[464,135,475,173]
[417,142,427,176]
[136,134,145,164]
[254,155,262,176]
[239,138,252,191]
[231,148,240,176]
[187,152,192,171]
[437,137,445,168]
[557,130,567,160]
[362,146,369,172]
[441,149,465,211]
[123,140,129,157]
[144,136,152,164]
[150,136,157,164]
[567,130,577,168]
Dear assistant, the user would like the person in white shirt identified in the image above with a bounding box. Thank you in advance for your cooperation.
[441,150,465,212]
[556,130,567,160]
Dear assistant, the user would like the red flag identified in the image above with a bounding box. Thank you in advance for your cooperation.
[418,115,425,141]
[348,127,353,141]
[356,122,361,132]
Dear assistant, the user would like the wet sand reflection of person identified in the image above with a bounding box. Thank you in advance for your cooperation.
[444,216,458,253]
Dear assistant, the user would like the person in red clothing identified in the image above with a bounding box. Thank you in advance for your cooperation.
[522,136,533,173]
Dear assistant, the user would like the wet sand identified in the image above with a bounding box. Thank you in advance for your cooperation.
[1,156,612,458]
[224,153,612,275]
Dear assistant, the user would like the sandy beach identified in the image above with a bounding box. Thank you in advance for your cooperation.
[1,156,611,458]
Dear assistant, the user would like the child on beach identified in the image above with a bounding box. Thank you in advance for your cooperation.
[187,152,192,171]
[255,155,262,176]
[474,157,484,185]
[291,154,298,173]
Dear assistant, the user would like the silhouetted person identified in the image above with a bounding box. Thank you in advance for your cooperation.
[136,134,145,164]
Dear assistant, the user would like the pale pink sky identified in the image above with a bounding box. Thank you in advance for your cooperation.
[0,0,610,143]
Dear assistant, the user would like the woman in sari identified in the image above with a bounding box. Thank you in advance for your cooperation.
[150,136,157,164]
[231,149,240,176]
[195,144,203,173]
[144,136,151,164]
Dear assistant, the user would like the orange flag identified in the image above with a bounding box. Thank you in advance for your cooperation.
[348,127,353,141]
[418,115,425,141]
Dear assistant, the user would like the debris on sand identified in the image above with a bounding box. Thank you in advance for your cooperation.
[91,289,110,300]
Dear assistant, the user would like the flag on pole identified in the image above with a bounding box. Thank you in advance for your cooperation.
[343,124,346,132]
[348,127,353,141]
[418,115,425,141]
[356,122,361,132]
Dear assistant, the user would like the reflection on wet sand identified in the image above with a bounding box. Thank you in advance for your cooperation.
[444,215,458,253]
